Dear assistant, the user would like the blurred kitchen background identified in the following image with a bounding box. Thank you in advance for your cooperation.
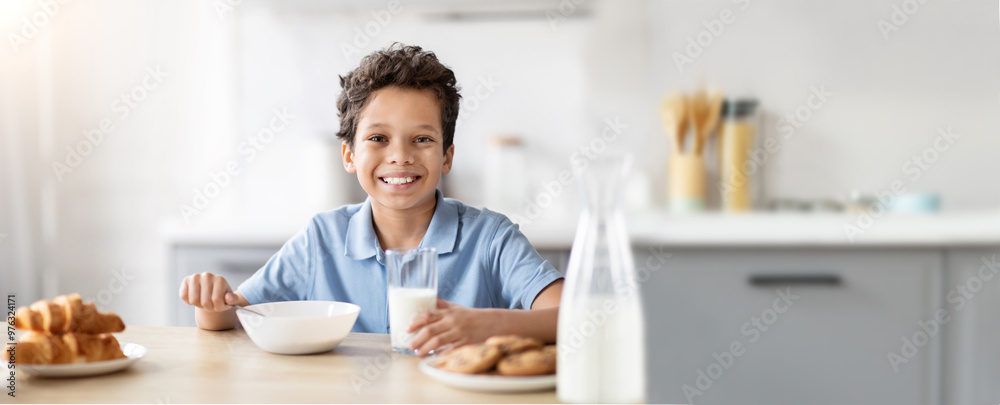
[1,0,999,403]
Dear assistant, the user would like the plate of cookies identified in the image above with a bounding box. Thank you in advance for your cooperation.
[418,335,556,393]
[13,293,146,378]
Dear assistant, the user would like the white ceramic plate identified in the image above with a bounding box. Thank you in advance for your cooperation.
[418,357,556,393]
[19,342,146,378]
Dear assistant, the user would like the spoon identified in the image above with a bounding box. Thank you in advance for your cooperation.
[234,306,267,318]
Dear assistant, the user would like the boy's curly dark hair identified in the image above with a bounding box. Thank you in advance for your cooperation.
[336,43,461,153]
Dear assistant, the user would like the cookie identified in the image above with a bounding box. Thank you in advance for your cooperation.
[496,345,557,376]
[439,343,503,374]
[485,335,543,355]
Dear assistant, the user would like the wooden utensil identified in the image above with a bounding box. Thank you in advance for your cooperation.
[687,90,707,154]
[660,93,689,153]
[694,89,724,155]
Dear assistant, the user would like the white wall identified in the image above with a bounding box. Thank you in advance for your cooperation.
[645,0,1000,211]
[1,0,997,325]
[0,0,43,303]
[234,0,1000,221]
[0,0,241,324]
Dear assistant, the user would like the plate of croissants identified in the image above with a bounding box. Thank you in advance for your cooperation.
[12,293,145,378]
[418,335,556,393]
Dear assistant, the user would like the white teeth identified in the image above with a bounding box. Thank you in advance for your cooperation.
[382,177,416,185]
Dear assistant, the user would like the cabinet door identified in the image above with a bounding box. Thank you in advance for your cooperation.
[636,248,943,405]
[943,248,1000,405]
[172,245,280,326]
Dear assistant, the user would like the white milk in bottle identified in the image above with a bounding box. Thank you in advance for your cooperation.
[558,297,646,403]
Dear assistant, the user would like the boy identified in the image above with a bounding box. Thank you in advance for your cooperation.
[179,44,564,356]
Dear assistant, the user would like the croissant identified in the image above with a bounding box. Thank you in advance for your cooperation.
[14,293,125,334]
[15,332,126,364]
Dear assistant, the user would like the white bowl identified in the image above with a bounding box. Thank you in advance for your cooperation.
[236,301,360,355]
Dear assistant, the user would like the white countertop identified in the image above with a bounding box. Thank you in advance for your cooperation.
[623,211,1000,248]
[161,210,1000,249]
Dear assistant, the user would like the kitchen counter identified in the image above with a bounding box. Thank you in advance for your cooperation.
[627,211,1000,247]
[11,326,558,403]
[161,211,1000,249]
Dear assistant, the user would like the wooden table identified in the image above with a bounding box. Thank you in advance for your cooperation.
[11,326,560,403]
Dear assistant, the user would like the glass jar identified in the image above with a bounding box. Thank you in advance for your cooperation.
[717,99,760,212]
[483,135,527,213]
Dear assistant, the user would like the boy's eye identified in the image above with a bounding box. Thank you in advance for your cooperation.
[367,135,387,142]
[415,136,434,143]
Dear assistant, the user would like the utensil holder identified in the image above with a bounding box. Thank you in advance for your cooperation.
[668,153,706,213]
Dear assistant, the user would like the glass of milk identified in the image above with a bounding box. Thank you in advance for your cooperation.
[386,247,438,355]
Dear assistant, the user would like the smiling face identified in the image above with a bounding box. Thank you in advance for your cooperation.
[342,86,454,212]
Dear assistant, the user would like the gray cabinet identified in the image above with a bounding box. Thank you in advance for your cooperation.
[943,248,1000,405]
[637,248,944,405]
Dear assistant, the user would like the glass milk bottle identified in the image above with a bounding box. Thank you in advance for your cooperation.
[557,154,646,404]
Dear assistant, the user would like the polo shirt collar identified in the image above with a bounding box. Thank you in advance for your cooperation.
[420,190,459,255]
[345,198,378,260]
[345,190,458,261]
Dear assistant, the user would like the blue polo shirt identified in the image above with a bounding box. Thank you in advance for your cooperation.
[237,190,564,333]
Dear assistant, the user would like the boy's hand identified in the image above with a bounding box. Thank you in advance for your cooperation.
[407,298,498,357]
[179,272,242,312]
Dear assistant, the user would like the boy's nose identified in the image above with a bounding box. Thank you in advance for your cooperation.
[388,143,415,164]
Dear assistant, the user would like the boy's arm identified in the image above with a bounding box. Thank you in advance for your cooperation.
[408,217,566,355]
[408,279,563,355]
[194,291,250,331]
[495,278,563,342]
[181,272,253,331]
[182,219,317,331]
[530,278,563,309]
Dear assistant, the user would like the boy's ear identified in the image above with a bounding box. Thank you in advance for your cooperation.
[441,144,455,175]
[341,142,357,173]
